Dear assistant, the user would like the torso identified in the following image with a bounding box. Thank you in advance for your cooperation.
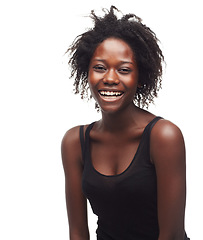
[81,114,162,239]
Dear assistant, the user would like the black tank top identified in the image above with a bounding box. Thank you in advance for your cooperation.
[80,117,189,240]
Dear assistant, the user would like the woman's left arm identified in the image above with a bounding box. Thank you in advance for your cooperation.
[151,119,187,240]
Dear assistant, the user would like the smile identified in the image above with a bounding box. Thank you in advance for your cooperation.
[99,90,124,97]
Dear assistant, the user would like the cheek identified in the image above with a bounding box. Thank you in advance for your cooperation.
[88,70,101,88]
[123,75,139,98]
[87,71,98,96]
[87,71,95,88]
[125,73,139,89]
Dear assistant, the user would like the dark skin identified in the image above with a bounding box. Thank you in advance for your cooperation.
[61,38,186,240]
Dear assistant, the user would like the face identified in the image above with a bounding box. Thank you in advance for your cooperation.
[88,37,139,114]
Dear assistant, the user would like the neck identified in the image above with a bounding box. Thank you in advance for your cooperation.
[99,103,140,132]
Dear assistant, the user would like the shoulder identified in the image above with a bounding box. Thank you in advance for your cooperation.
[61,125,81,150]
[61,125,83,169]
[151,118,184,144]
[150,118,185,165]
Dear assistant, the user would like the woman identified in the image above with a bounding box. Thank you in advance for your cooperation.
[61,6,190,240]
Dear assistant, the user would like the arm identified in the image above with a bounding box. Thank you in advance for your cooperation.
[151,120,186,240]
[61,126,89,240]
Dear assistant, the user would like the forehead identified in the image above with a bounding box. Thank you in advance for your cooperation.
[92,38,135,61]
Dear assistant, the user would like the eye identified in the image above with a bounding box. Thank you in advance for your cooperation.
[93,65,106,72]
[118,68,132,74]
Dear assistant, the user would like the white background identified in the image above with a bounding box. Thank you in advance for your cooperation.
[0,0,202,239]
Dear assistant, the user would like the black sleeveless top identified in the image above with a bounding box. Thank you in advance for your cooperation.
[80,117,190,240]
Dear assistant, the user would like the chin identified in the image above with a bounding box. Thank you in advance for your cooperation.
[99,102,129,115]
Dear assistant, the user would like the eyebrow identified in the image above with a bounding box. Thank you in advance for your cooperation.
[92,59,134,65]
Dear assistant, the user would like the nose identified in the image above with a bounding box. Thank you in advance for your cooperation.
[103,69,120,85]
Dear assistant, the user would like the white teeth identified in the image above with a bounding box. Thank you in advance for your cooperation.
[99,91,123,96]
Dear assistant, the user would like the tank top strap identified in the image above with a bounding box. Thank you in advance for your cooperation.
[147,116,163,132]
[85,122,95,141]
[135,116,163,164]
[142,116,163,142]
[79,122,95,163]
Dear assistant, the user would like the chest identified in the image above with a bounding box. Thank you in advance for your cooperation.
[89,131,143,176]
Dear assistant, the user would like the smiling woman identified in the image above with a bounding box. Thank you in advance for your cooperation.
[88,37,138,113]
[61,6,190,240]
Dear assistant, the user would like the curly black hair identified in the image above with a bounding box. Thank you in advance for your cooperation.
[67,6,164,108]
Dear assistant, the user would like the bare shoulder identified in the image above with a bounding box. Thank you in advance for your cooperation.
[61,125,81,149]
[150,119,185,164]
[61,125,83,169]
[151,118,184,144]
